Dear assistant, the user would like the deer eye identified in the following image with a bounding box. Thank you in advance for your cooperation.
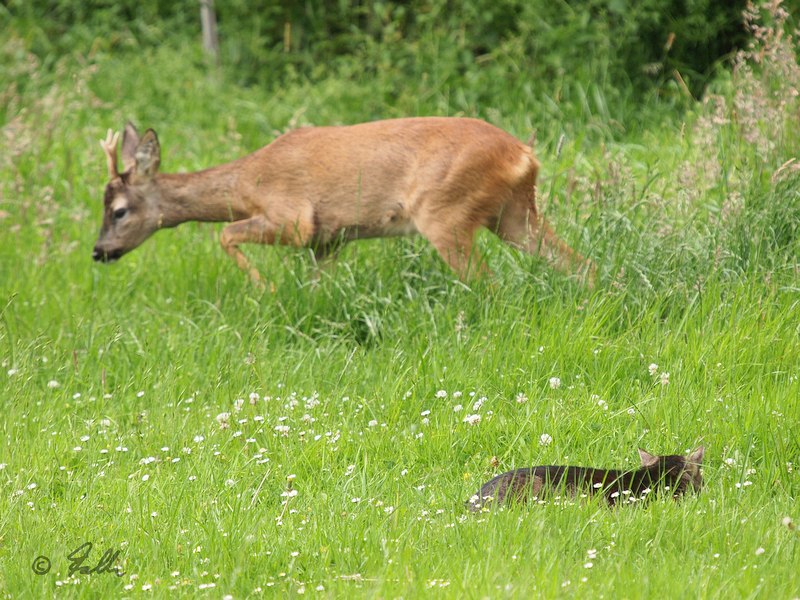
[113,207,128,220]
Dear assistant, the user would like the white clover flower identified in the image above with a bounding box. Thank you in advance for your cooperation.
[516,393,528,404]
[274,425,290,435]
[47,380,60,389]
[453,404,463,412]
[659,372,670,386]
[368,419,378,427]
[540,433,553,446]
[648,363,659,376]
[755,547,765,556]
[463,414,481,425]
[548,377,561,390]
[435,390,447,398]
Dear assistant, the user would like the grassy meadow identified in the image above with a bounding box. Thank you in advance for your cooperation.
[1,2,799,598]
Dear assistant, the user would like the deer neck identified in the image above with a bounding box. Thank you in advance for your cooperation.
[153,164,248,227]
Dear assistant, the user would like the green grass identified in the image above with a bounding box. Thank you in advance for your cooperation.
[2,13,800,599]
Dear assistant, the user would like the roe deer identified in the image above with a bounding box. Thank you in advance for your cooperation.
[93,118,594,286]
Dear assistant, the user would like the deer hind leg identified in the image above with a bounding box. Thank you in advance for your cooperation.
[415,217,490,281]
[220,214,314,286]
[493,195,595,287]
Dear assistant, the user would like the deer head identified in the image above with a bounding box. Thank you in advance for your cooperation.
[93,123,163,262]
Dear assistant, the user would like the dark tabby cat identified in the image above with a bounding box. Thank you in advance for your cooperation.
[467,447,704,511]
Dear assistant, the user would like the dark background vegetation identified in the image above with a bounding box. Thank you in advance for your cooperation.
[3,0,758,98]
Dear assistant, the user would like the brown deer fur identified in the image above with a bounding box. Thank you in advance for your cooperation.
[94,118,593,286]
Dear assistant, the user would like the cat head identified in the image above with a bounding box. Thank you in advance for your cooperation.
[638,447,705,496]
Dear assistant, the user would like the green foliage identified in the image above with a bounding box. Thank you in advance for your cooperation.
[3,0,768,98]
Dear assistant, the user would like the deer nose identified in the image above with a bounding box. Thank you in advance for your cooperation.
[92,247,103,261]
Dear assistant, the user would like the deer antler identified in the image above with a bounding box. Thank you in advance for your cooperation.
[99,128,120,179]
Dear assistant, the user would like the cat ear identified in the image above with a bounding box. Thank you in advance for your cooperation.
[638,448,659,467]
[689,446,705,465]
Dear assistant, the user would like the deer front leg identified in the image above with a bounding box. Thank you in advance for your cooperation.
[220,214,316,287]
[219,216,276,286]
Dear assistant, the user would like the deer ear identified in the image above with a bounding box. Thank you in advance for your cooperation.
[134,129,160,180]
[638,448,659,467]
[121,122,140,173]
[689,446,705,465]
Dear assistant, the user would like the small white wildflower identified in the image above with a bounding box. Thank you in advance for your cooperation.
[7,368,17,376]
[136,391,145,398]
[47,380,60,389]
[193,435,205,443]
[659,372,670,386]
[142,474,150,482]
[453,404,463,412]
[539,433,553,446]
[274,425,290,435]
[755,547,765,556]
[515,393,528,404]
[463,413,481,425]
[351,497,361,503]
[472,397,486,411]
[435,390,447,398]
[280,489,298,498]
[225,479,235,488]
[584,562,593,569]
[249,392,260,404]
[233,398,245,412]
[648,363,659,376]
[548,377,561,390]
[368,419,378,427]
